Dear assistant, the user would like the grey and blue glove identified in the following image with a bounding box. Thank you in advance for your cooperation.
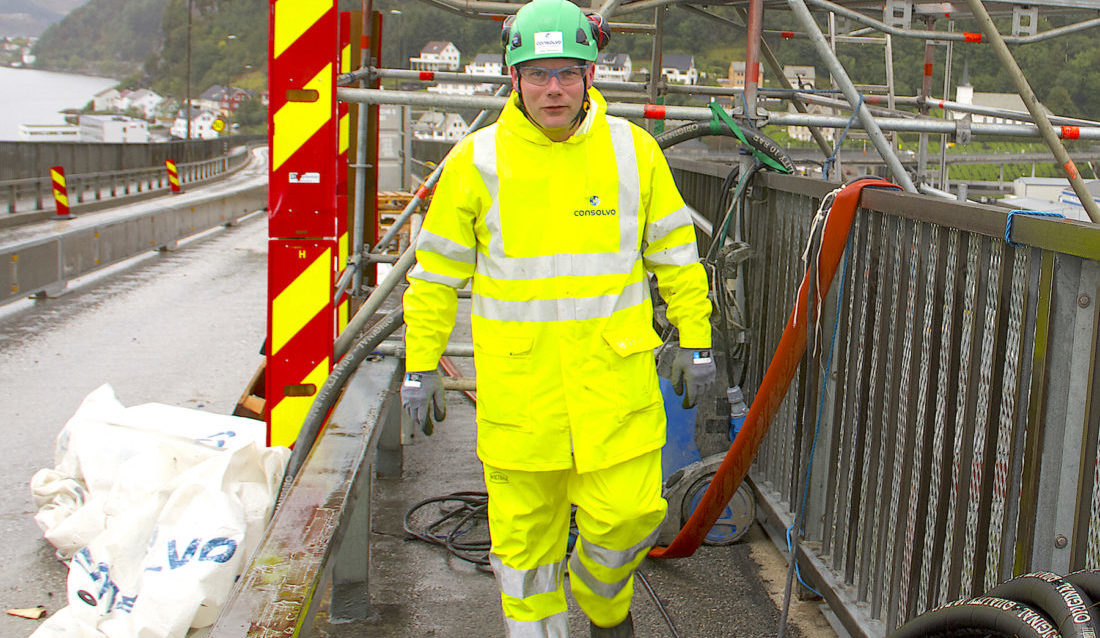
[401,370,446,435]
[670,347,717,409]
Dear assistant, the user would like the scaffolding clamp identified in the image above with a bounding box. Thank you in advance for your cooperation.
[884,0,912,29]
[955,115,973,146]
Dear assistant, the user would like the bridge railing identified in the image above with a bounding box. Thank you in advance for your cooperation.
[671,158,1100,637]
[0,147,252,219]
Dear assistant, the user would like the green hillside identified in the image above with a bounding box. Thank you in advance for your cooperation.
[32,0,167,77]
[27,0,1100,122]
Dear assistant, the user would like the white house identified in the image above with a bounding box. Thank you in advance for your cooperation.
[427,80,475,96]
[465,53,504,93]
[412,111,469,142]
[18,124,81,142]
[170,107,219,140]
[954,64,1050,125]
[92,87,122,112]
[661,54,698,85]
[196,85,227,114]
[411,41,461,72]
[466,52,503,76]
[78,115,150,143]
[594,53,632,82]
[120,89,165,119]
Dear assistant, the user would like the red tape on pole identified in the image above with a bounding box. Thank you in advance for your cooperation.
[643,104,666,120]
[924,63,934,77]
[1061,126,1081,140]
[649,178,902,560]
[419,70,435,81]
[781,31,794,38]
[964,32,982,42]
[1065,160,1079,179]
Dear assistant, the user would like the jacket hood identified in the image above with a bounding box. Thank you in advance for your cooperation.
[498,86,608,145]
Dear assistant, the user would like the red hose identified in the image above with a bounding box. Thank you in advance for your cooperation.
[650,177,900,559]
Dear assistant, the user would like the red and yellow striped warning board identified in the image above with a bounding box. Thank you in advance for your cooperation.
[51,165,72,219]
[166,159,181,193]
[266,0,340,448]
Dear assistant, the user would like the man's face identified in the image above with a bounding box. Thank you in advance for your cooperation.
[511,58,594,140]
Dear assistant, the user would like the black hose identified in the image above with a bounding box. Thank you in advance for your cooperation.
[277,306,405,499]
[985,572,1100,637]
[404,491,492,568]
[654,119,796,174]
[889,596,1061,638]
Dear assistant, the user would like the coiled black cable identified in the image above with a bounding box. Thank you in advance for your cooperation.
[403,491,493,569]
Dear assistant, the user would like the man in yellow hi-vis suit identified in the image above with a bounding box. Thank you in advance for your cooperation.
[401,1,714,635]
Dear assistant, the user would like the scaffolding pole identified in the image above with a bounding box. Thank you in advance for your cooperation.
[336,87,1100,141]
[963,0,1100,223]
[786,0,917,191]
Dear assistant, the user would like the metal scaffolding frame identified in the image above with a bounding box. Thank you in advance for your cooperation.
[342,0,1100,221]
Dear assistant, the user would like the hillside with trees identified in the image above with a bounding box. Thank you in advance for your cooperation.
[27,0,1100,122]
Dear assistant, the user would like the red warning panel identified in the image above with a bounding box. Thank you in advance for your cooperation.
[266,239,337,448]
[268,0,339,239]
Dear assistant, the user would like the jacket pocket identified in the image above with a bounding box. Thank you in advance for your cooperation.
[601,324,664,358]
[473,335,534,426]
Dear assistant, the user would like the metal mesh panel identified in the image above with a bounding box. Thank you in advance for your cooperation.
[668,162,1100,634]
[918,227,960,613]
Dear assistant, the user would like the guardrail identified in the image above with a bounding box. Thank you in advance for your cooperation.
[0,147,251,219]
[670,159,1100,637]
[0,182,266,307]
[210,355,404,636]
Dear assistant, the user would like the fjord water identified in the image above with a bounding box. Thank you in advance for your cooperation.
[0,66,117,140]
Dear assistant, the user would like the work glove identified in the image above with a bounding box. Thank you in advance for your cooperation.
[670,347,717,409]
[401,369,446,435]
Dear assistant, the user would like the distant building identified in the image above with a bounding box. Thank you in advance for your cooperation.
[78,115,150,143]
[170,107,219,140]
[92,87,122,112]
[465,53,505,94]
[999,177,1098,223]
[18,124,81,142]
[594,53,632,82]
[412,111,469,142]
[661,54,698,85]
[411,41,461,72]
[785,103,832,142]
[720,60,763,89]
[954,63,1050,125]
[783,65,815,90]
[466,53,503,75]
[119,89,165,119]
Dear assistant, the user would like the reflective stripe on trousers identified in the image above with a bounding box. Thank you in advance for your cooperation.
[483,450,667,634]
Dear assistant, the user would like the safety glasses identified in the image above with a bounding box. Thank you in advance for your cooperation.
[517,64,589,87]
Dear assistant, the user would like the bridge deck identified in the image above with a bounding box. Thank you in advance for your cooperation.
[306,301,838,638]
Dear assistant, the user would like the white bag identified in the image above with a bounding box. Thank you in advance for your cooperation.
[29,384,290,638]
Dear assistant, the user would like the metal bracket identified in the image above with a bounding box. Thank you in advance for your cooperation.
[955,115,973,146]
[884,0,912,30]
[1012,5,1039,37]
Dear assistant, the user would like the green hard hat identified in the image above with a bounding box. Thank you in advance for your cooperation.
[503,0,598,67]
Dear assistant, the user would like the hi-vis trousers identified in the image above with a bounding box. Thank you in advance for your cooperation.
[483,449,667,637]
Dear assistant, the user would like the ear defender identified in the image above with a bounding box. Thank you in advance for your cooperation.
[585,13,610,51]
[501,15,519,52]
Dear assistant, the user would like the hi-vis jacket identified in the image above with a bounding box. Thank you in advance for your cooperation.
[404,88,712,473]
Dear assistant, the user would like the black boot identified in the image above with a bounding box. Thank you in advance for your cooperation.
[590,612,634,637]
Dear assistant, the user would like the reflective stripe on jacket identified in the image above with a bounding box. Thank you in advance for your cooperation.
[404,88,711,473]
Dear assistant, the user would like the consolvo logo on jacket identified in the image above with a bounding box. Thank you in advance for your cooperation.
[575,195,617,217]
